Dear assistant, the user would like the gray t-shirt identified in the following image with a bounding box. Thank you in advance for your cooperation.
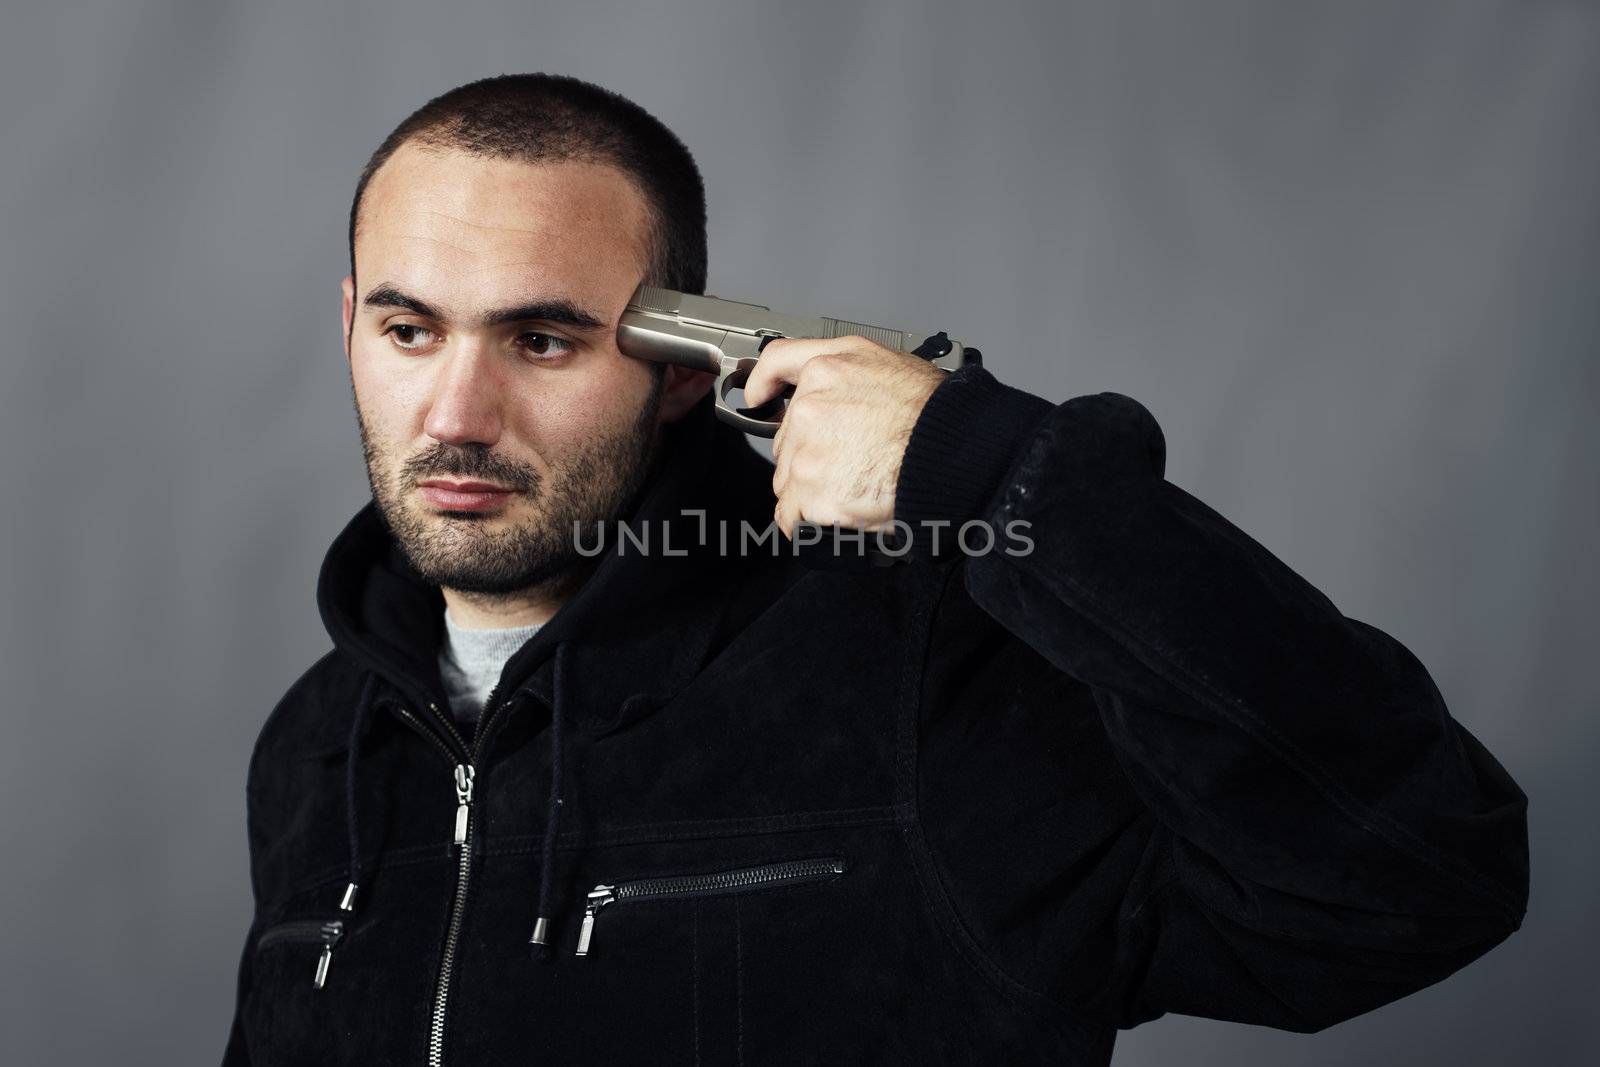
[437,607,544,728]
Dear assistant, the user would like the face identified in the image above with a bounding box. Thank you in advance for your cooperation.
[342,143,704,595]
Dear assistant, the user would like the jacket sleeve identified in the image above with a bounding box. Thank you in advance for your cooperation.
[894,363,1529,1032]
[220,919,257,1065]
[220,710,275,1065]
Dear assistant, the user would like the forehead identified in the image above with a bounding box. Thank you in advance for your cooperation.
[355,142,653,304]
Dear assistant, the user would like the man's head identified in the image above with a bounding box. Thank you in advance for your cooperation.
[340,74,714,597]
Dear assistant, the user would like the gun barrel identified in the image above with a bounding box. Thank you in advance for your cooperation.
[615,316,726,374]
[621,287,925,360]
[617,284,978,438]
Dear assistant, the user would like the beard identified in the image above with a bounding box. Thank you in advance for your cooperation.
[354,367,667,596]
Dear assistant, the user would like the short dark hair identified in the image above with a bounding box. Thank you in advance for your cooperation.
[348,73,707,295]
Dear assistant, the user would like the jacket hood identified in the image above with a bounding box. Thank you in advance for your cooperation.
[310,388,787,955]
[316,387,781,729]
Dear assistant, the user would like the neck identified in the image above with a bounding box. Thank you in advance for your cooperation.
[440,557,597,629]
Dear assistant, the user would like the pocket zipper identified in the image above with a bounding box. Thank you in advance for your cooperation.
[255,918,345,988]
[576,856,847,957]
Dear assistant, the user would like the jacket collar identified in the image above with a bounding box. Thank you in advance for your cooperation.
[316,389,780,736]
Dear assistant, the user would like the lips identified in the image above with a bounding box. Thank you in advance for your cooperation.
[418,478,514,493]
[416,478,518,513]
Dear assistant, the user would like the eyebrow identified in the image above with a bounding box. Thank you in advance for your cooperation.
[361,284,609,333]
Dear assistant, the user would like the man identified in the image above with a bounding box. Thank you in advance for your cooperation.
[222,73,1528,1065]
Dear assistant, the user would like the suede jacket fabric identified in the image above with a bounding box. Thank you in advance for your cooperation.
[222,365,1529,1066]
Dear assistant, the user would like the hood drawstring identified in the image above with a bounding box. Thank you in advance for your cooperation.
[529,639,571,961]
[339,670,380,915]
[332,653,572,956]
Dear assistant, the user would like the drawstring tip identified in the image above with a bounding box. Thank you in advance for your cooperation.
[530,917,553,963]
[339,881,359,912]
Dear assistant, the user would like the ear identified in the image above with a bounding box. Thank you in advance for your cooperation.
[657,365,716,424]
[340,275,356,362]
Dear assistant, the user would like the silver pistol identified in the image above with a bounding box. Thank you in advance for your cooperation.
[617,285,981,437]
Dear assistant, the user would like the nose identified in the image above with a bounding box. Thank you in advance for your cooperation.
[422,338,504,448]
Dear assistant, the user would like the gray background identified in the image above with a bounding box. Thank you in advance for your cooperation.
[1,1,1594,1064]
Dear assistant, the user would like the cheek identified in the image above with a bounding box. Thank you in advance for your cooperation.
[350,343,440,436]
[511,358,655,442]
[352,369,424,441]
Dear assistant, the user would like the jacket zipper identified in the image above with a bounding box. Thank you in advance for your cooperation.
[576,856,847,957]
[254,918,344,989]
[427,759,474,1067]
[390,683,527,1067]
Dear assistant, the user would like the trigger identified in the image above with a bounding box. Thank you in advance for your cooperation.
[736,382,795,419]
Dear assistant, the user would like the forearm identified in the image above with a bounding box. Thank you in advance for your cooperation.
[897,366,1529,927]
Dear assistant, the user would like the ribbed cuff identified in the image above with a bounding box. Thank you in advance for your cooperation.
[893,363,1054,560]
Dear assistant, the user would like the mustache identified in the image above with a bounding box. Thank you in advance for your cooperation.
[403,447,539,493]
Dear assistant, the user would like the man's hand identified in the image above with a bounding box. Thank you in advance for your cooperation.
[741,335,948,537]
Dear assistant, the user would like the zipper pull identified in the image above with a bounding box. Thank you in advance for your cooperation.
[574,886,615,957]
[311,920,343,989]
[452,764,475,847]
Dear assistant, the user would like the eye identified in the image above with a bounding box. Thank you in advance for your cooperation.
[384,324,436,351]
[517,332,574,358]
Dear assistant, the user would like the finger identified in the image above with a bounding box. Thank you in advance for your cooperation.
[741,335,872,408]
[771,403,794,497]
[774,493,800,540]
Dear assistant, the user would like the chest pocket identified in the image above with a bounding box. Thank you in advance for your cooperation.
[242,899,433,1067]
[567,854,849,1065]
[254,917,346,988]
[242,913,363,1065]
[574,856,847,958]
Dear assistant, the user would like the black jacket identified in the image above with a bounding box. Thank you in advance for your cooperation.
[222,365,1529,1066]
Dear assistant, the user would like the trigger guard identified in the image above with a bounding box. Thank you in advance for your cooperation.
[716,363,787,438]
